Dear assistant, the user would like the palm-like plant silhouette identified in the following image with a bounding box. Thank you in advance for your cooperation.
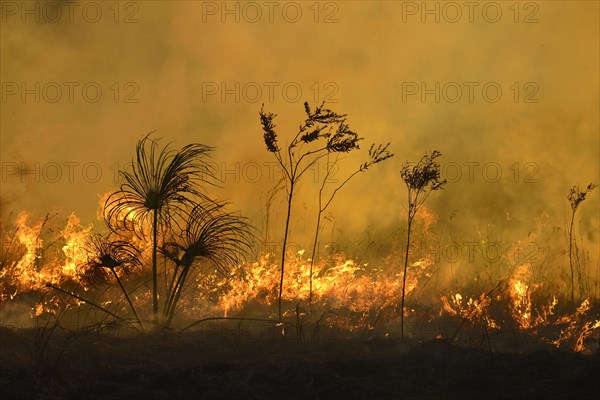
[82,233,144,329]
[161,202,254,327]
[104,133,215,321]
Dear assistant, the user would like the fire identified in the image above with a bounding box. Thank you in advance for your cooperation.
[60,213,92,279]
[0,212,92,304]
[507,263,561,330]
[415,206,437,236]
[552,299,600,353]
[509,264,534,329]
[573,320,600,353]
[192,251,432,330]
[1,212,47,295]
[439,262,599,353]
[1,208,598,353]
[441,292,498,330]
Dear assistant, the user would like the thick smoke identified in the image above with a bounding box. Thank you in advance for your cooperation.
[1,2,598,271]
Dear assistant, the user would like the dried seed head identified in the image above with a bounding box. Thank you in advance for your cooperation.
[401,150,447,192]
[260,105,279,153]
[568,183,597,211]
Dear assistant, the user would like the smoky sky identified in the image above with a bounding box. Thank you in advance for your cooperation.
[1,1,598,257]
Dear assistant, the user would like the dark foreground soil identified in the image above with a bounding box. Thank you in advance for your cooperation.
[1,324,599,400]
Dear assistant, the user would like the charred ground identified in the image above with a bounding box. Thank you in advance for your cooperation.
[1,324,599,400]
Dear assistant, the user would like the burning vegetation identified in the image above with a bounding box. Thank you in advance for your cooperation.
[1,104,599,399]
[2,207,598,353]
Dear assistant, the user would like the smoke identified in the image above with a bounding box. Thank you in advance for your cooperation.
[1,1,598,268]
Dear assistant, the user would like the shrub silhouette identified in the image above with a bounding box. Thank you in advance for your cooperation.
[260,101,380,320]
[567,183,597,306]
[399,150,446,340]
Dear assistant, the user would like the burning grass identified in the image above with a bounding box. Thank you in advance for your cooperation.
[1,209,598,354]
[1,206,599,399]
[0,132,598,398]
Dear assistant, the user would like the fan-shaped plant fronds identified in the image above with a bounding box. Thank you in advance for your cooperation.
[104,133,216,236]
[82,233,144,329]
[103,133,216,320]
[161,201,255,326]
[82,234,142,285]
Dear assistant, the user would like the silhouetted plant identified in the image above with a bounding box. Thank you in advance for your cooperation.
[567,183,597,306]
[104,133,215,322]
[308,143,394,310]
[161,201,254,327]
[82,233,144,329]
[399,150,446,340]
[260,102,363,320]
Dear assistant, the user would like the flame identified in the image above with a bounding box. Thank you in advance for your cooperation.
[508,263,536,329]
[415,206,437,236]
[552,299,600,353]
[0,212,92,305]
[189,252,435,332]
[60,213,92,280]
[439,264,599,353]
[2,208,598,352]
[6,212,45,291]
[441,292,498,330]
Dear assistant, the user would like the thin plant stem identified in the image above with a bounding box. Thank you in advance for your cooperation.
[110,269,144,331]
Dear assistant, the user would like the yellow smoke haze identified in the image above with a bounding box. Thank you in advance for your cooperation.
[1,1,598,264]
